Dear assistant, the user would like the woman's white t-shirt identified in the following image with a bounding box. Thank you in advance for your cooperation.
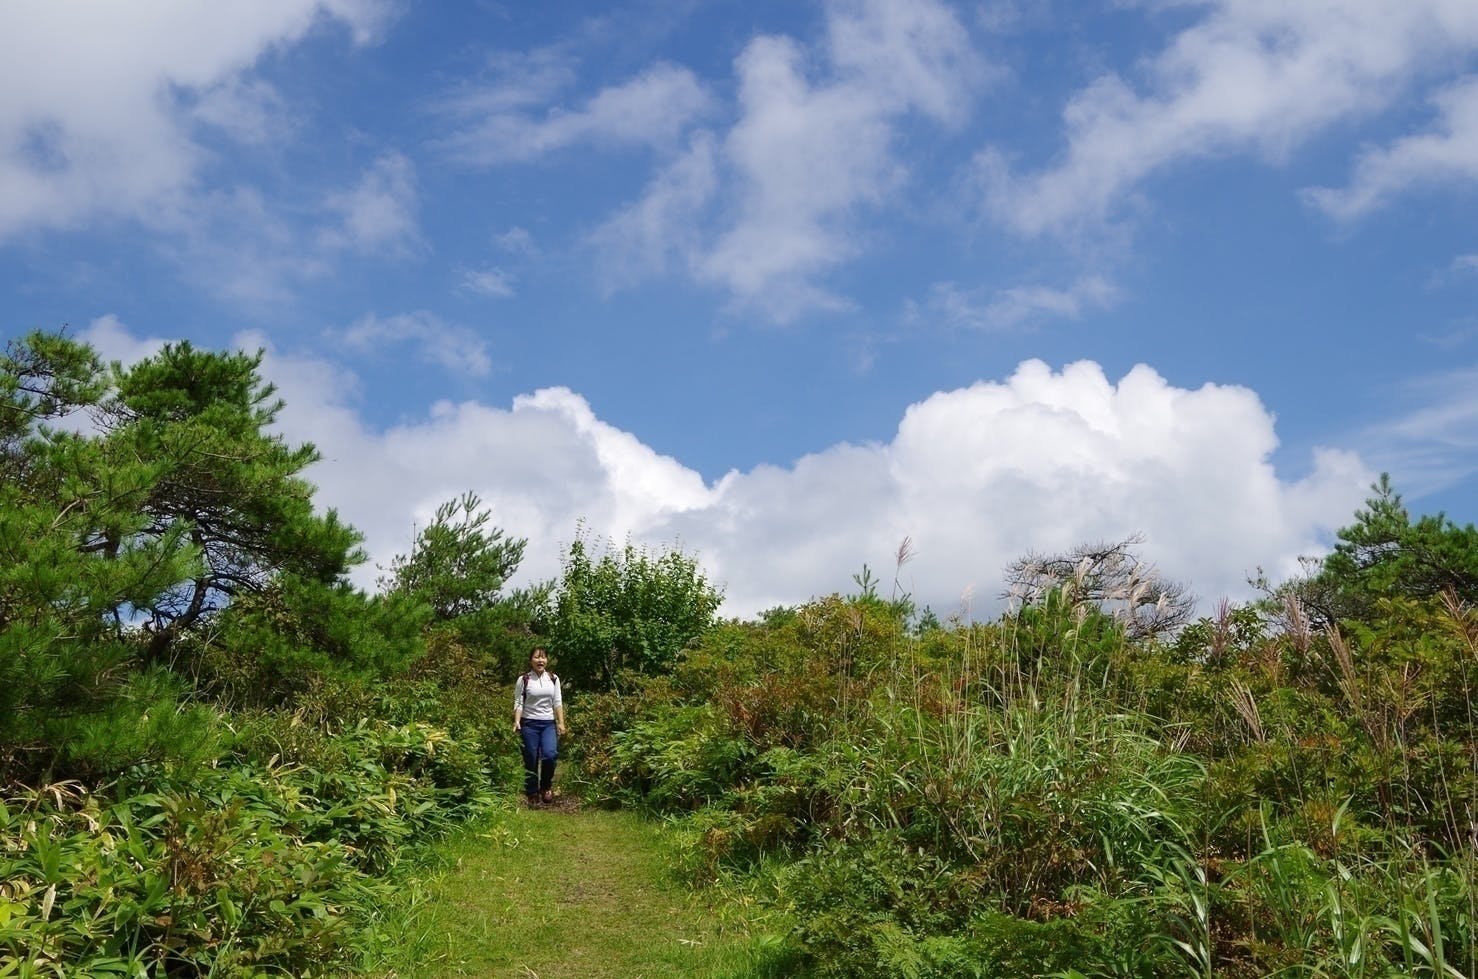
[514,672,562,720]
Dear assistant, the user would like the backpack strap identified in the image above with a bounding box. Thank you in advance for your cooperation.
[518,671,559,707]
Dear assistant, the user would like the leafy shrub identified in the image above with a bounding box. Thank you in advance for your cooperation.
[0,775,383,976]
[1,715,497,975]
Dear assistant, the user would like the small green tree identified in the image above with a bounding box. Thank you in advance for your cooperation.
[381,492,526,622]
[96,341,364,662]
[379,491,542,678]
[546,529,723,690]
[1304,474,1478,626]
[1,332,204,778]
[0,330,388,780]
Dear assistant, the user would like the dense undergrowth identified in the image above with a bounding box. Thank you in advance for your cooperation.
[572,586,1478,977]
[1,657,523,976]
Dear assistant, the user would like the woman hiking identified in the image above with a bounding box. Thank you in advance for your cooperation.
[513,647,566,806]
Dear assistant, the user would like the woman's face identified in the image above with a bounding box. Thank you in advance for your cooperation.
[530,649,548,673]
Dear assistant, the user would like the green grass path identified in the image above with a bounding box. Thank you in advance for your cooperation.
[377,803,780,979]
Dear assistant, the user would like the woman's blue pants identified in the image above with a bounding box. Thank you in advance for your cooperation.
[520,719,558,795]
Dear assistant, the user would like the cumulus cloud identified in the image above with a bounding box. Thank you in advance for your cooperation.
[979,1,1478,236]
[258,356,719,595]
[0,0,390,240]
[233,328,1370,620]
[439,61,713,165]
[80,314,170,365]
[337,311,493,377]
[71,316,1381,621]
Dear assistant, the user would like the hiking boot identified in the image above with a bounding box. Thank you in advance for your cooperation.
[527,793,541,807]
[541,789,554,804]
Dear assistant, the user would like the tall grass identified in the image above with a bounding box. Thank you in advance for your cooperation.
[577,585,1478,978]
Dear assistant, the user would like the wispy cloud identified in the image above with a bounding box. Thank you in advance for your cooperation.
[318,151,422,256]
[1362,364,1478,496]
[457,265,515,298]
[1305,76,1478,222]
[1425,253,1478,292]
[438,60,713,165]
[591,0,987,321]
[494,226,538,255]
[187,77,296,146]
[977,2,1478,236]
[155,185,332,305]
[586,132,719,289]
[151,154,421,305]
[921,275,1119,331]
[338,311,492,377]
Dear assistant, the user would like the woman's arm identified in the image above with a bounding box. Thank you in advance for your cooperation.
[513,677,524,732]
[555,703,566,736]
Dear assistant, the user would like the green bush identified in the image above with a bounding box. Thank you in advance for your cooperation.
[572,585,1478,977]
[1,715,498,975]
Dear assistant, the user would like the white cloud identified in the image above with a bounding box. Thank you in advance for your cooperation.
[439,61,713,165]
[1424,252,1478,292]
[826,0,981,123]
[495,226,538,255]
[458,266,515,298]
[80,314,170,365]
[188,77,295,146]
[245,329,1371,620]
[81,318,1376,620]
[980,1,1478,236]
[701,0,982,319]
[258,356,718,594]
[147,155,420,305]
[439,48,578,118]
[0,0,390,240]
[318,152,422,256]
[338,311,493,377]
[587,133,719,288]
[1304,76,1478,221]
[923,275,1119,331]
[594,0,985,320]
[1361,364,1478,496]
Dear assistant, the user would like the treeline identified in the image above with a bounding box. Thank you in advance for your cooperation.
[3,328,1477,977]
[0,330,719,974]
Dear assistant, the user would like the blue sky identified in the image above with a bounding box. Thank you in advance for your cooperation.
[4,0,1477,618]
